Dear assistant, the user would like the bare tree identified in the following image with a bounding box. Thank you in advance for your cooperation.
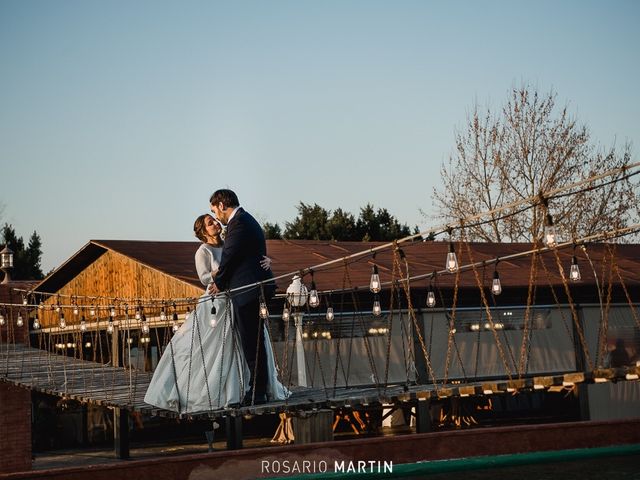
[433,85,638,243]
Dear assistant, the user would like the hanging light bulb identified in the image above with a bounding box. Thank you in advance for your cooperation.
[55,304,61,313]
[570,255,581,281]
[326,306,334,321]
[427,290,436,308]
[308,281,320,308]
[16,314,24,327]
[259,301,269,319]
[0,312,5,326]
[59,313,66,330]
[160,307,167,322]
[73,305,79,316]
[141,321,150,335]
[446,241,458,273]
[110,306,116,317]
[135,307,142,320]
[544,213,557,247]
[107,320,114,334]
[370,265,381,293]
[492,269,502,296]
[33,315,40,330]
[79,316,87,332]
[90,305,96,317]
[172,312,179,333]
[372,297,382,316]
[39,301,44,310]
[282,306,290,322]
[22,296,28,306]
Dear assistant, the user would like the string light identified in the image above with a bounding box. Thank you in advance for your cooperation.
[282,305,290,322]
[370,265,381,293]
[570,246,581,281]
[79,315,87,332]
[446,239,458,273]
[172,312,179,333]
[427,274,436,308]
[325,306,334,321]
[160,307,167,322]
[59,313,66,330]
[141,320,150,335]
[492,261,502,296]
[110,306,116,318]
[33,315,40,329]
[259,301,269,319]
[0,312,4,326]
[372,296,382,316]
[16,314,24,327]
[22,295,28,306]
[544,213,557,247]
[90,305,96,317]
[308,278,320,308]
[107,320,114,334]
[135,307,142,321]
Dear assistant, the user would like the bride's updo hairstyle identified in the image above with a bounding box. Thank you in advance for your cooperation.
[193,214,223,246]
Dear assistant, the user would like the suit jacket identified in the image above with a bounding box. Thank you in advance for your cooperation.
[213,208,276,306]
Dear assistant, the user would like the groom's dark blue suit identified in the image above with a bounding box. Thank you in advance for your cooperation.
[213,208,275,399]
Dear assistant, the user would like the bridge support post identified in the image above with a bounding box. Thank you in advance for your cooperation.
[114,408,130,459]
[292,410,333,444]
[415,399,432,433]
[226,415,243,450]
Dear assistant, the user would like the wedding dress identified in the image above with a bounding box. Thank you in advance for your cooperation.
[144,243,288,414]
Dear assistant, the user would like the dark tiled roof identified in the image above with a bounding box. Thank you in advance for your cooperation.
[34,239,640,297]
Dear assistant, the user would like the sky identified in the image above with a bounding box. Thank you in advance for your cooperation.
[0,0,639,273]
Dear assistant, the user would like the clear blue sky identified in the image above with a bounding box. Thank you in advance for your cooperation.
[1,0,638,272]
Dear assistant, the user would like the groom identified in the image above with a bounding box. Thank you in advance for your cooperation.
[208,189,274,404]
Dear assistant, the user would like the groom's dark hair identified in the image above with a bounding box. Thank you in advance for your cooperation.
[210,189,239,208]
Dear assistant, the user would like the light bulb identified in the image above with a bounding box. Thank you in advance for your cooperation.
[372,299,382,317]
[326,307,334,321]
[90,306,96,317]
[80,317,87,332]
[309,289,320,308]
[370,265,381,293]
[107,321,114,334]
[259,302,269,319]
[73,307,79,316]
[33,316,40,329]
[22,296,28,306]
[160,309,167,321]
[59,314,66,330]
[570,256,581,281]
[446,243,458,273]
[135,309,141,320]
[141,322,150,335]
[282,307,290,322]
[55,304,61,313]
[0,313,5,326]
[16,315,24,327]
[544,214,557,247]
[492,271,502,295]
[427,290,436,308]
[110,307,116,317]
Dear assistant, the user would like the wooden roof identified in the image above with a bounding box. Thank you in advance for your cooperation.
[33,239,640,298]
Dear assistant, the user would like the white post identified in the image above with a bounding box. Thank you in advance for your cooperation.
[294,312,307,387]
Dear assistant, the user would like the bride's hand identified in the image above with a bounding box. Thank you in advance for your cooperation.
[260,255,272,270]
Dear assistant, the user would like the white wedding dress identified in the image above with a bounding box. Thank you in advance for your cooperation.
[144,243,289,414]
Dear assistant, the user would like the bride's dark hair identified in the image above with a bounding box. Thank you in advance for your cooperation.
[193,214,222,246]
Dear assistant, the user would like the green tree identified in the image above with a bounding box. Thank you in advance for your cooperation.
[1,224,44,280]
[327,208,358,241]
[355,204,412,241]
[283,203,331,240]
[263,222,282,240]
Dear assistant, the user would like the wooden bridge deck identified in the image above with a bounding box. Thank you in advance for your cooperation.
[2,343,639,419]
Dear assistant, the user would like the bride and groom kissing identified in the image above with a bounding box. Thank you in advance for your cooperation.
[144,189,288,413]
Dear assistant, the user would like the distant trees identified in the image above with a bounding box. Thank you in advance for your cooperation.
[264,202,415,241]
[1,224,44,280]
[433,84,638,242]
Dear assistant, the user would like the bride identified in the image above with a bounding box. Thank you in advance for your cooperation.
[144,214,289,414]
